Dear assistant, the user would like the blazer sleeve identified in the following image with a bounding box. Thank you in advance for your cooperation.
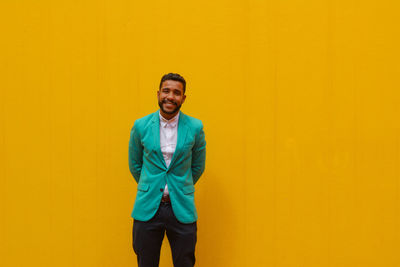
[128,122,143,183]
[191,122,206,184]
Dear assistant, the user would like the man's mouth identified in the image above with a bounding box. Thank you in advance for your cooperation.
[163,100,177,106]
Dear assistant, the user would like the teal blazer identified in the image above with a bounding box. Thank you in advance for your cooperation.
[129,110,206,223]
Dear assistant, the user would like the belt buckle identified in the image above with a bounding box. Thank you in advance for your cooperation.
[161,194,170,203]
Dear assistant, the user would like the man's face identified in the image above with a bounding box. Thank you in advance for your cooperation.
[157,80,186,117]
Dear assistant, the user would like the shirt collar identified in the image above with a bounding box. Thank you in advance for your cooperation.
[159,111,180,128]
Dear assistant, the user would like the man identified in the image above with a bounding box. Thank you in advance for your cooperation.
[128,73,206,267]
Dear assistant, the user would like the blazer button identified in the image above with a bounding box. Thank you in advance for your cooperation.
[160,188,164,192]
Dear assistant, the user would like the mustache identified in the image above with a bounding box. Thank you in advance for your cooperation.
[162,100,177,105]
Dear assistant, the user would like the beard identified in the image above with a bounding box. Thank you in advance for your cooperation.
[158,99,182,115]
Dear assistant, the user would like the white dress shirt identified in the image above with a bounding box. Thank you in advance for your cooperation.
[159,111,179,196]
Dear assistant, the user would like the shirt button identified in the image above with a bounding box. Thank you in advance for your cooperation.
[160,188,164,192]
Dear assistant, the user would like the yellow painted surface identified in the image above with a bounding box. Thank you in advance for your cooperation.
[1,0,399,266]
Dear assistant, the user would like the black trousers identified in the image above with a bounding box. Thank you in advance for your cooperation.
[132,202,197,267]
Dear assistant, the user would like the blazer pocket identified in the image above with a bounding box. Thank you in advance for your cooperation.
[137,183,149,192]
[182,185,195,195]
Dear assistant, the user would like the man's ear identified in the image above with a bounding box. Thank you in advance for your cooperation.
[182,94,186,104]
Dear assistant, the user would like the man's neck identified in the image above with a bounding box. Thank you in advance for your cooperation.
[159,110,179,121]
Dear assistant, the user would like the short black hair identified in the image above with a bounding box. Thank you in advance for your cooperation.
[159,73,186,94]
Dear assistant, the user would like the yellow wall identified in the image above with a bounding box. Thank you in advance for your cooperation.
[1,0,399,266]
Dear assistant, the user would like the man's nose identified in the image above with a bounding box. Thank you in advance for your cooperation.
[166,92,174,100]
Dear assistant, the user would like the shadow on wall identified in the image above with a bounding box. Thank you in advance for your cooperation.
[195,171,237,267]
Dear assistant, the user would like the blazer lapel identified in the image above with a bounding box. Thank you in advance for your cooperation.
[151,111,167,168]
[168,112,189,170]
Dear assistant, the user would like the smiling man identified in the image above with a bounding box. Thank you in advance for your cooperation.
[129,73,206,267]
